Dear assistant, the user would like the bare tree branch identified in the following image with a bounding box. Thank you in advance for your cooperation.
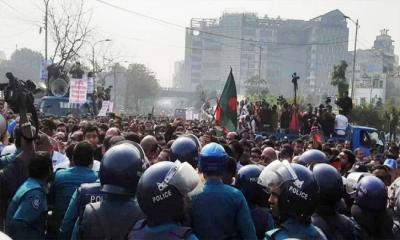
[48,0,92,69]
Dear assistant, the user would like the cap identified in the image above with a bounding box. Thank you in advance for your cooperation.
[384,159,398,170]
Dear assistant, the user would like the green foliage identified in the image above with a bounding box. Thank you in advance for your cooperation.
[125,63,160,113]
[351,101,400,132]
[331,60,349,98]
[245,75,269,100]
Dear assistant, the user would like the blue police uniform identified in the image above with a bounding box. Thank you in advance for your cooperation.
[251,207,275,239]
[191,179,257,240]
[265,218,327,240]
[50,166,98,229]
[129,220,198,240]
[59,181,104,239]
[6,177,47,239]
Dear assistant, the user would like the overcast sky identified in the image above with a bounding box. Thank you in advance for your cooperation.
[1,0,399,86]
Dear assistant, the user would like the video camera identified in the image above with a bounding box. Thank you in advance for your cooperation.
[0,73,36,114]
[0,72,39,140]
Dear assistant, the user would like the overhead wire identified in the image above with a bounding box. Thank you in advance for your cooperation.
[94,0,352,47]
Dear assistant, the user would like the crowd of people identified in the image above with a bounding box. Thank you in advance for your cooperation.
[237,96,350,142]
[0,100,400,240]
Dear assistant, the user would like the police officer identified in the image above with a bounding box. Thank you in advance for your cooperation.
[169,136,199,168]
[6,152,52,239]
[298,149,329,167]
[58,181,103,239]
[128,160,200,239]
[235,164,275,239]
[311,163,359,240]
[258,160,327,240]
[351,175,395,239]
[191,143,257,239]
[49,141,98,231]
[78,142,148,239]
[60,141,146,239]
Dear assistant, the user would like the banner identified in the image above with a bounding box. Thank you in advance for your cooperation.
[108,101,114,113]
[87,77,94,94]
[40,60,52,82]
[97,101,113,116]
[69,78,87,104]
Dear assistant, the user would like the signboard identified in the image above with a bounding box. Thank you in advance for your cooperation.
[69,78,87,104]
[186,109,193,120]
[174,109,186,120]
[40,60,52,82]
[87,77,94,94]
[98,101,113,116]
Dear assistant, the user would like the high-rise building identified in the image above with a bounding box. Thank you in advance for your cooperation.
[172,60,185,88]
[183,9,349,102]
[349,30,399,105]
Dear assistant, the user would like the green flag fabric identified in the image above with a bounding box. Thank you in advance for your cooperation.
[216,68,237,132]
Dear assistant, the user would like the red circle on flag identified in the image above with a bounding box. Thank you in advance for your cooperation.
[228,97,237,112]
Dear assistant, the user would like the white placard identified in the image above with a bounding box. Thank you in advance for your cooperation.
[69,78,87,104]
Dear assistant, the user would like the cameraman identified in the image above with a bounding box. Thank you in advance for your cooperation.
[0,73,38,230]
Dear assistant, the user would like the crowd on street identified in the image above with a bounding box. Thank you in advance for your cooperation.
[0,98,400,240]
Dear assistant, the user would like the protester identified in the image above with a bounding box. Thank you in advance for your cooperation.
[2,92,400,240]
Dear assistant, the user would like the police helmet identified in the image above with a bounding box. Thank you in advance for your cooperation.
[99,142,148,195]
[137,160,200,225]
[169,136,199,168]
[298,149,329,167]
[312,163,343,205]
[198,142,227,175]
[236,164,268,207]
[354,175,387,211]
[258,160,319,220]
[185,134,201,150]
[344,172,372,199]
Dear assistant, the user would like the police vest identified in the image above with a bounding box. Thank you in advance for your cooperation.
[311,212,358,240]
[128,219,192,240]
[251,207,272,239]
[77,182,105,218]
[80,199,144,239]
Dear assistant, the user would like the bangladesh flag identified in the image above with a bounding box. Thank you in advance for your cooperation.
[216,68,237,132]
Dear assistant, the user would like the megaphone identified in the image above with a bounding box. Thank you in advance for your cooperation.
[50,77,69,97]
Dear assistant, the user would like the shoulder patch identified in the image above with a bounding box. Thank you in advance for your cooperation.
[32,196,42,209]
[266,228,281,237]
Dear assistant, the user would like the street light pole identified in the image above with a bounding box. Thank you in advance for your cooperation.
[90,39,112,73]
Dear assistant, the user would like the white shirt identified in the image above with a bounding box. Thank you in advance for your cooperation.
[1,144,16,156]
[335,114,348,136]
[52,151,69,168]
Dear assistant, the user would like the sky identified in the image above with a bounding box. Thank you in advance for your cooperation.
[0,0,399,87]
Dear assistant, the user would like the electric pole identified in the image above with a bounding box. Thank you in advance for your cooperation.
[351,19,359,99]
[44,0,49,61]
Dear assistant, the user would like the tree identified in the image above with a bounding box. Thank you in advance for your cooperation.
[0,48,43,81]
[125,64,160,113]
[245,75,269,100]
[48,0,92,68]
[331,60,349,98]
